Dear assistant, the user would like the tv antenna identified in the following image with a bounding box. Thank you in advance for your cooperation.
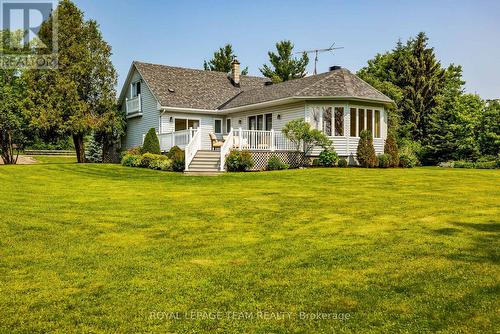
[296,42,344,75]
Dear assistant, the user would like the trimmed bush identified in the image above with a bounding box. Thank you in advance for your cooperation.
[127,146,142,155]
[378,154,391,168]
[121,154,142,167]
[357,130,378,168]
[318,149,339,167]
[440,160,498,169]
[141,153,168,168]
[167,146,185,172]
[226,150,254,172]
[267,155,289,171]
[149,158,172,171]
[384,132,399,167]
[142,128,161,155]
[399,153,418,168]
[338,158,348,168]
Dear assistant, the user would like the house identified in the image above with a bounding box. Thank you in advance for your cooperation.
[118,60,395,172]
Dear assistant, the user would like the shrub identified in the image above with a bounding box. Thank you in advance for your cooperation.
[282,119,332,165]
[267,155,289,171]
[318,149,338,167]
[378,154,391,168]
[127,146,142,155]
[441,159,498,169]
[121,154,142,167]
[226,150,254,172]
[399,139,422,166]
[311,158,319,167]
[149,158,172,171]
[357,130,378,168]
[338,158,348,168]
[142,128,161,155]
[167,146,185,172]
[399,153,418,168]
[141,153,169,168]
[384,132,399,167]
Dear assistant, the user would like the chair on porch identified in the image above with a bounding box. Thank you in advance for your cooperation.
[209,132,224,150]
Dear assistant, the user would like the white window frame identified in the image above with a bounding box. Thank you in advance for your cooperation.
[214,118,223,134]
[348,105,382,138]
[225,118,232,133]
[247,113,273,131]
[308,103,346,137]
[173,117,201,132]
[131,80,141,98]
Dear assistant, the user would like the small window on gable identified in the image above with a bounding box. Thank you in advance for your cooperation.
[132,81,141,98]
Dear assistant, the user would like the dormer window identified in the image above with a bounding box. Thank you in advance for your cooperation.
[131,81,141,98]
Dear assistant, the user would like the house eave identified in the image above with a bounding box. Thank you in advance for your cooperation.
[159,96,396,115]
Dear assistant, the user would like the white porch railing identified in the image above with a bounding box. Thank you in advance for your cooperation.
[220,129,234,171]
[126,94,141,116]
[157,128,196,151]
[232,128,296,151]
[185,128,201,171]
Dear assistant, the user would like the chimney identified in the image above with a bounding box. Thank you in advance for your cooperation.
[231,59,240,86]
[329,65,342,71]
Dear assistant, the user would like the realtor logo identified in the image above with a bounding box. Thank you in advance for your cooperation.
[0,0,58,69]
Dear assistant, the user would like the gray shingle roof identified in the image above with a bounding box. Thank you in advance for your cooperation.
[221,68,393,109]
[133,62,394,110]
[134,61,268,110]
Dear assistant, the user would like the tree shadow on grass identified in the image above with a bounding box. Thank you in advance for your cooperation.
[452,222,500,233]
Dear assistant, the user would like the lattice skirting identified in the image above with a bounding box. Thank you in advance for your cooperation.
[249,151,307,171]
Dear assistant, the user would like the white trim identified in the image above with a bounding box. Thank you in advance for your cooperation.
[214,118,223,134]
[173,117,201,132]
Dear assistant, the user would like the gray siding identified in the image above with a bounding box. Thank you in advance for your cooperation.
[122,70,161,149]
[225,102,306,132]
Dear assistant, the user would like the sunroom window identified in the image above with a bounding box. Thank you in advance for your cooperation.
[350,108,357,137]
[334,107,344,136]
[367,109,373,135]
[322,107,332,136]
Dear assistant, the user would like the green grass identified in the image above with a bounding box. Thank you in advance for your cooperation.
[1,159,499,333]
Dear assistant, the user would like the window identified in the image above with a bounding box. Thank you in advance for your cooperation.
[322,107,332,136]
[214,119,222,134]
[374,110,381,138]
[175,118,199,131]
[358,109,365,135]
[350,108,357,137]
[131,81,141,98]
[367,109,373,135]
[249,114,272,131]
[265,113,273,131]
[334,107,344,136]
[226,118,232,133]
[248,116,257,130]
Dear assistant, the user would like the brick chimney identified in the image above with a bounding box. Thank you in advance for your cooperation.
[231,59,240,86]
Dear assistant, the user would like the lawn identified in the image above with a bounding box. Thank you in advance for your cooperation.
[0,158,499,333]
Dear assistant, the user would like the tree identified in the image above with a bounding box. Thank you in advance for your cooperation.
[142,128,161,155]
[478,100,500,158]
[260,40,309,83]
[0,30,31,164]
[357,130,378,168]
[282,119,331,165]
[24,0,118,163]
[384,131,399,167]
[203,44,248,75]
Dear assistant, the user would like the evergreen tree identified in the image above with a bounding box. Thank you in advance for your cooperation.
[85,135,103,163]
[357,130,378,168]
[384,131,399,167]
[24,0,118,163]
[142,128,161,155]
[260,40,309,83]
[203,44,248,74]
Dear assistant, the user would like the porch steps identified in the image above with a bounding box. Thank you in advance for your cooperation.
[185,150,221,174]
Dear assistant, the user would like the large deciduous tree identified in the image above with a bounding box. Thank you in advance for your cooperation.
[24,0,119,163]
[203,44,248,75]
[260,40,309,83]
[0,30,31,164]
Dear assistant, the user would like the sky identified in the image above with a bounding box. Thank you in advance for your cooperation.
[72,0,500,99]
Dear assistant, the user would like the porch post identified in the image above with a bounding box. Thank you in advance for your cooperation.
[270,129,275,151]
[188,127,193,142]
[239,127,243,150]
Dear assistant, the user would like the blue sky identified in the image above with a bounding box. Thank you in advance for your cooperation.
[74,0,500,99]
